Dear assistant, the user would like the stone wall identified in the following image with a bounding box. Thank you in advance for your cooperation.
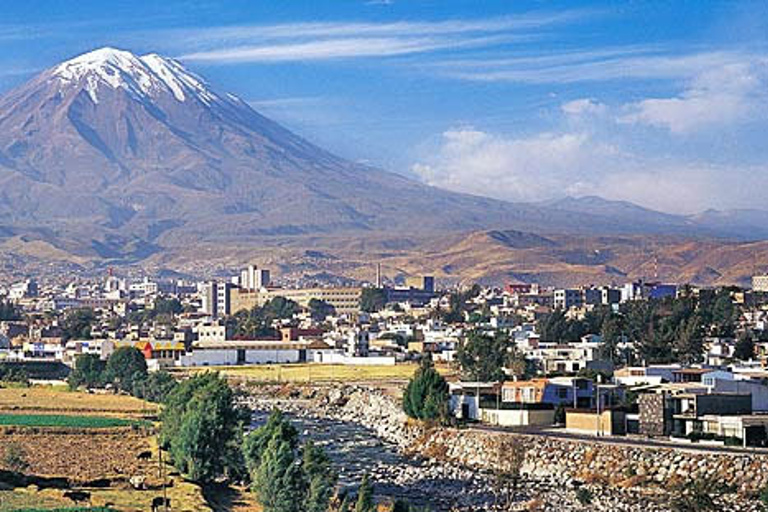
[243,383,768,498]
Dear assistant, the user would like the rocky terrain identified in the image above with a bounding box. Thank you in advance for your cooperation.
[240,384,766,511]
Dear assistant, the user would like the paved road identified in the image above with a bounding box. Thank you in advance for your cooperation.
[469,424,768,456]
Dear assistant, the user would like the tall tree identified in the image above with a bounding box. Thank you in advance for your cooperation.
[457,331,510,382]
[538,310,569,342]
[243,409,299,474]
[710,290,736,337]
[67,354,105,390]
[104,346,148,393]
[161,372,244,484]
[403,358,449,422]
[62,308,96,340]
[359,288,387,313]
[673,316,705,365]
[303,441,336,512]
[308,299,336,321]
[254,436,305,512]
[733,331,756,361]
[599,314,625,365]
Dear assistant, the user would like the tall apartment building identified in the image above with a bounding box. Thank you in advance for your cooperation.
[201,281,235,318]
[553,289,582,309]
[239,265,270,291]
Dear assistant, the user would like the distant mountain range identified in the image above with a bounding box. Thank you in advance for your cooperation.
[0,47,767,283]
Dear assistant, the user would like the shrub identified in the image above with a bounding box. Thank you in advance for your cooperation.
[2,442,29,473]
[575,487,593,505]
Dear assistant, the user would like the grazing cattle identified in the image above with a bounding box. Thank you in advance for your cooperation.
[137,450,153,460]
[63,490,91,505]
[129,475,146,490]
[151,496,171,511]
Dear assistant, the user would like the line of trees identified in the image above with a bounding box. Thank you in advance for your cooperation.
[67,346,177,403]
[227,297,302,339]
[538,289,744,365]
[158,372,386,511]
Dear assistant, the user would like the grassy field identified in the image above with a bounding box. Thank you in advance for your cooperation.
[0,387,158,417]
[0,386,214,512]
[0,413,145,429]
[183,363,455,383]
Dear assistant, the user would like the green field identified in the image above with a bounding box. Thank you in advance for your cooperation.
[0,413,144,429]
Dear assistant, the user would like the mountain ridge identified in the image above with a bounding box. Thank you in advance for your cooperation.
[1,47,768,282]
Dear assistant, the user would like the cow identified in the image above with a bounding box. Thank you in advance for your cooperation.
[63,490,91,505]
[151,496,171,511]
[137,450,153,461]
[129,475,146,490]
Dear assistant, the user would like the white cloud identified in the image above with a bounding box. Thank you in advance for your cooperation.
[436,49,757,84]
[411,124,768,214]
[619,60,768,133]
[412,128,618,203]
[181,35,514,63]
[561,98,607,116]
[174,12,592,63]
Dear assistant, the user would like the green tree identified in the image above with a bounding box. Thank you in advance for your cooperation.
[674,316,704,365]
[456,331,510,382]
[248,411,337,512]
[67,353,105,390]
[132,370,178,403]
[254,435,305,512]
[734,331,756,361]
[308,299,336,321]
[360,288,387,313]
[403,358,449,422]
[710,290,736,337]
[262,297,301,322]
[539,310,570,342]
[243,409,299,474]
[104,346,148,393]
[599,314,625,364]
[506,346,536,380]
[355,474,375,512]
[161,372,244,483]
[0,301,20,321]
[62,308,96,340]
[303,441,336,512]
[154,297,184,316]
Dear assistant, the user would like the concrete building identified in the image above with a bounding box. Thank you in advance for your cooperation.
[553,289,582,310]
[753,275,768,292]
[239,265,270,290]
[230,286,362,315]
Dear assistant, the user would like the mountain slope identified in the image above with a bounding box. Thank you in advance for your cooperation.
[1,47,767,270]
[0,47,597,255]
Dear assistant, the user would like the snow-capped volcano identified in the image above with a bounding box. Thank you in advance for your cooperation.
[0,46,552,258]
[51,47,220,105]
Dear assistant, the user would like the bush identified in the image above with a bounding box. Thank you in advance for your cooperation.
[575,487,593,505]
[2,442,29,473]
[132,371,177,403]
[67,354,105,390]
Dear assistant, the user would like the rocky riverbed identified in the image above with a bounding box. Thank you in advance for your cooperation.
[241,384,764,511]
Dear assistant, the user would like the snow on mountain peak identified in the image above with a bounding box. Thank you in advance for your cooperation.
[51,47,220,105]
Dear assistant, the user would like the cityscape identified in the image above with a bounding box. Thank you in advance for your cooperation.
[2,1,768,512]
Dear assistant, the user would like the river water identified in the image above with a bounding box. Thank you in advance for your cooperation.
[251,409,498,511]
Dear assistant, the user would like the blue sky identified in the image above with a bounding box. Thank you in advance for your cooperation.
[1,1,767,213]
